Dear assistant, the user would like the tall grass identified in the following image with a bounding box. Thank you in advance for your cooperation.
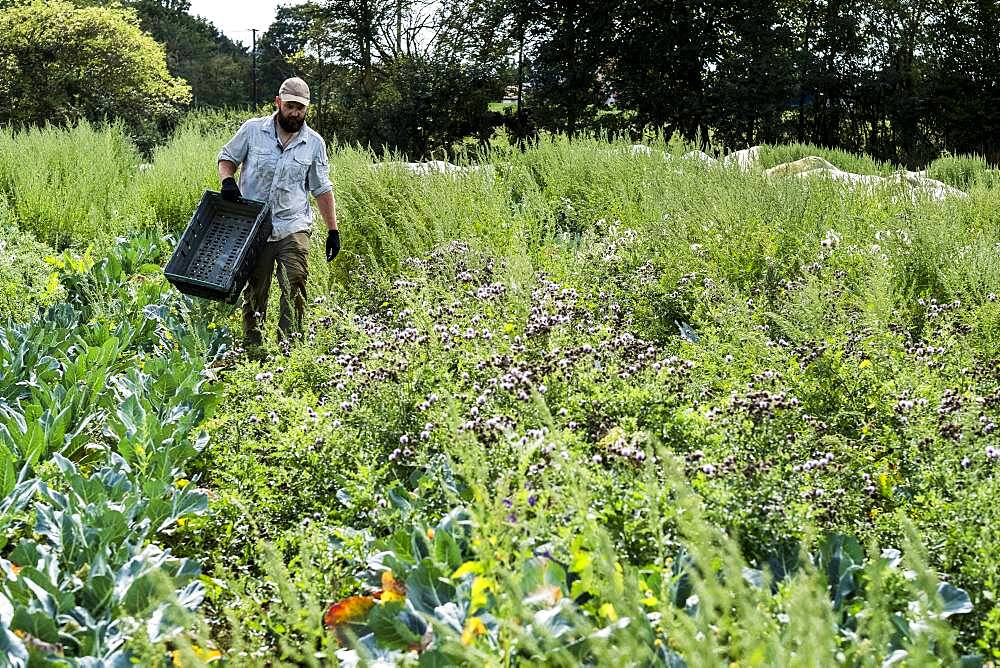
[927,154,1000,189]
[0,122,144,249]
[137,125,229,235]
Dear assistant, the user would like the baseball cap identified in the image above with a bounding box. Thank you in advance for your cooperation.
[278,77,310,106]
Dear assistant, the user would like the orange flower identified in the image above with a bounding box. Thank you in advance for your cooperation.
[323,596,375,629]
[171,646,222,666]
[380,570,406,602]
[461,616,487,645]
[525,585,562,606]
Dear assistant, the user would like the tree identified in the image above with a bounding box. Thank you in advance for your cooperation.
[0,0,191,141]
[38,0,252,108]
[255,0,508,155]
[704,0,799,148]
[521,0,617,137]
[610,0,721,144]
[256,4,316,106]
[364,54,504,155]
[922,0,1000,163]
[125,0,251,108]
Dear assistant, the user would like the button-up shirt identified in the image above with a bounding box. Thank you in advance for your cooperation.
[218,113,333,242]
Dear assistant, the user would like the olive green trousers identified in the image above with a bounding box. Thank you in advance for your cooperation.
[241,231,310,346]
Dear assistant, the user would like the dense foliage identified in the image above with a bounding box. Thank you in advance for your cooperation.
[1,122,1000,664]
[3,0,999,163]
[246,0,1000,164]
[0,234,228,663]
[124,0,251,109]
[0,1,191,149]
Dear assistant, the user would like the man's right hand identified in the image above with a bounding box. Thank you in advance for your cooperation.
[221,176,241,202]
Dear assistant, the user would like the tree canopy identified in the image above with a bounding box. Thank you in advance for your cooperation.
[123,0,251,109]
[0,0,190,143]
[1,0,998,164]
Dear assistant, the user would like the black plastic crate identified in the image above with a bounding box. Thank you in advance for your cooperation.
[164,191,272,304]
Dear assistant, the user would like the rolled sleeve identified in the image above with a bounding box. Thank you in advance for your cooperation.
[217,119,254,166]
[309,141,333,197]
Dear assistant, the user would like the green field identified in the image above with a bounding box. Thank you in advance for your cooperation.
[1,119,1000,665]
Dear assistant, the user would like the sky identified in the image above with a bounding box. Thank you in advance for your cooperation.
[187,0,302,47]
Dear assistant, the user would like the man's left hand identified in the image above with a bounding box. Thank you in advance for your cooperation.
[326,229,340,262]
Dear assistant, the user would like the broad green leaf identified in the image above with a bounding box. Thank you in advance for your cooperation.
[146,602,185,643]
[432,601,465,633]
[406,561,455,615]
[817,534,863,608]
[175,580,206,610]
[368,601,424,649]
[0,625,28,667]
[411,528,432,563]
[436,507,473,541]
[388,485,414,515]
[433,528,462,571]
[419,650,456,668]
[80,575,113,613]
[20,566,70,616]
[531,601,574,639]
[0,445,15,497]
[522,557,569,599]
[355,632,410,663]
[11,606,59,644]
[938,583,972,618]
[9,541,42,571]
[742,567,765,589]
[765,541,801,583]
[0,592,12,625]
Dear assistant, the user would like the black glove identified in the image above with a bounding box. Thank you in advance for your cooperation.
[221,176,241,202]
[326,229,340,262]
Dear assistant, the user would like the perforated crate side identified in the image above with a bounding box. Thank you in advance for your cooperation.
[164,191,271,304]
[225,210,274,303]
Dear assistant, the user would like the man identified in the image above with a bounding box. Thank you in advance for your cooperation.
[217,76,340,349]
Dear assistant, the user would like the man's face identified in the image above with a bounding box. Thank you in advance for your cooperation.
[275,97,306,133]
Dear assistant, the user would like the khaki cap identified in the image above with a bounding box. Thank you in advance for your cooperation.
[278,77,310,106]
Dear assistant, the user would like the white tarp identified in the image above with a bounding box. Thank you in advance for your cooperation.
[373,160,492,177]
[760,153,967,201]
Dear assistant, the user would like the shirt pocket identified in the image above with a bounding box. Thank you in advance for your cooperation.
[286,151,311,188]
[250,145,277,182]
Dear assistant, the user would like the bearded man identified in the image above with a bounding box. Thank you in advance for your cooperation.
[217,77,340,349]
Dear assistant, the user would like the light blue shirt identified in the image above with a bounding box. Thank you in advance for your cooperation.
[218,113,333,242]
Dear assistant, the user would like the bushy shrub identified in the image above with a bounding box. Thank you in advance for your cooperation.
[0,122,147,249]
[0,0,190,151]
[0,207,63,322]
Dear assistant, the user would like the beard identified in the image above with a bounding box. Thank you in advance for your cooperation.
[277,108,304,133]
